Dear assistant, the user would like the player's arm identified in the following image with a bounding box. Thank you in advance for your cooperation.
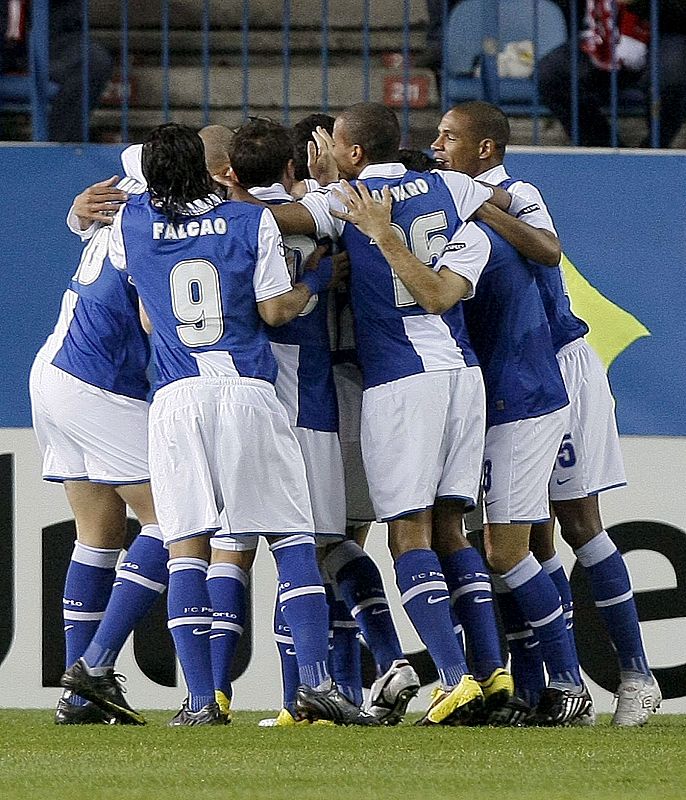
[483,185,512,211]
[474,202,561,266]
[332,181,472,315]
[139,299,153,334]
[225,177,320,237]
[254,210,334,326]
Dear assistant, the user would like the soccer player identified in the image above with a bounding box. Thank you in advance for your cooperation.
[290,112,421,725]
[432,100,661,726]
[252,102,515,725]
[106,123,377,727]
[31,149,167,726]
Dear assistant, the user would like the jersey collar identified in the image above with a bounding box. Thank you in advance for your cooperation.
[249,183,292,202]
[478,164,509,184]
[357,162,407,180]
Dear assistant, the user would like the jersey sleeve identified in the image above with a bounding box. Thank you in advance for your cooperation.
[435,170,493,223]
[507,181,558,235]
[66,204,103,241]
[434,221,492,300]
[298,184,346,241]
[253,208,296,302]
[108,207,128,271]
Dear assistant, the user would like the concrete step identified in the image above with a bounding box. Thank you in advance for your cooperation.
[90,0,428,30]
[121,61,439,110]
[93,26,427,58]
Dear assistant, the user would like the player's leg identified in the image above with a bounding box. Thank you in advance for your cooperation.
[63,483,164,726]
[58,481,126,722]
[79,484,167,681]
[484,410,592,726]
[166,534,225,726]
[555,496,660,725]
[206,537,256,720]
[389,512,482,726]
[551,339,659,725]
[431,498,512,717]
[217,380,376,725]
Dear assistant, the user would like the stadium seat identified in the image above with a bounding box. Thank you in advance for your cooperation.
[0,0,57,141]
[443,0,567,114]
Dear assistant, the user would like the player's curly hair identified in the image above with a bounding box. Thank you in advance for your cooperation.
[142,123,216,220]
[291,113,336,181]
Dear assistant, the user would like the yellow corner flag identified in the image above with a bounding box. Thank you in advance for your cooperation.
[560,254,650,371]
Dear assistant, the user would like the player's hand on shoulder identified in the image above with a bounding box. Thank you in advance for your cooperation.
[331,181,393,240]
[73,175,128,227]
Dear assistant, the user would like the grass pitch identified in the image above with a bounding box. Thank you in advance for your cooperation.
[0,711,684,800]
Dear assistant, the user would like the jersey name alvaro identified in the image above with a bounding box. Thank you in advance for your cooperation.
[251,184,337,432]
[301,164,491,389]
[464,224,569,427]
[38,226,150,401]
[111,193,289,391]
[493,169,589,352]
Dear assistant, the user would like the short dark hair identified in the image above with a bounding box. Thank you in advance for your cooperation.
[291,113,336,181]
[398,148,435,172]
[451,101,510,156]
[229,119,293,189]
[339,102,401,163]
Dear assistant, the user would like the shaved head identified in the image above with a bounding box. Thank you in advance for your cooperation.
[198,124,233,177]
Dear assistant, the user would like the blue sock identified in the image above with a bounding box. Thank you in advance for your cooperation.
[440,547,503,680]
[167,557,215,712]
[540,553,578,660]
[63,542,120,705]
[82,525,168,670]
[324,540,403,675]
[493,576,545,706]
[271,536,330,688]
[327,583,363,706]
[503,553,581,691]
[576,531,650,678]
[395,548,468,688]
[206,562,248,704]
[273,591,300,713]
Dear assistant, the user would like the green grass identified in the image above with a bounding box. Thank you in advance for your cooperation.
[1,711,685,800]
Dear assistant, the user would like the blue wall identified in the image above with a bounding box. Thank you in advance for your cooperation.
[1,145,685,434]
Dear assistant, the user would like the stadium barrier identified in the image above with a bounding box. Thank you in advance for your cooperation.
[5,0,664,146]
[0,143,684,711]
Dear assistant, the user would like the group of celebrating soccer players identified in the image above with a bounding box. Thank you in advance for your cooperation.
[29,97,661,729]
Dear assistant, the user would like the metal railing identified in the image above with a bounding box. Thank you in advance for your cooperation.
[2,0,666,147]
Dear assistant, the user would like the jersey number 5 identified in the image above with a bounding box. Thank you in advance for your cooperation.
[170,259,224,347]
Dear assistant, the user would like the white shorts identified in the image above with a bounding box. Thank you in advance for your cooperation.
[361,368,486,522]
[483,405,569,525]
[148,376,314,546]
[29,357,149,484]
[549,339,627,501]
[333,362,375,525]
[294,426,346,539]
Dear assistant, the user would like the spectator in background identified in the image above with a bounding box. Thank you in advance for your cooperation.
[1,0,113,141]
[539,0,686,147]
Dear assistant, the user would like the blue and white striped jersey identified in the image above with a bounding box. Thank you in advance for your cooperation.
[109,193,292,393]
[480,164,589,353]
[37,225,150,401]
[464,224,569,428]
[250,183,338,432]
[300,163,492,389]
